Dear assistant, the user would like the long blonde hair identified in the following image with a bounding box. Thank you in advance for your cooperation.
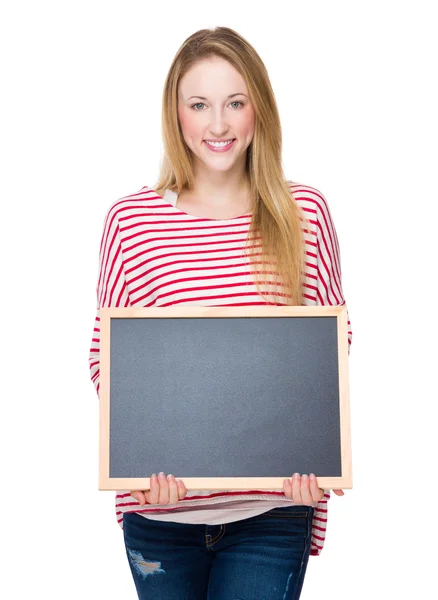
[153,26,312,305]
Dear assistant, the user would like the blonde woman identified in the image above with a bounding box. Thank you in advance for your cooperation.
[89,26,352,600]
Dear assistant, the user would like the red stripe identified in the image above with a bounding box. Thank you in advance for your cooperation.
[127,258,265,287]
[119,217,251,233]
[108,260,124,306]
[125,253,264,280]
[303,294,317,303]
[150,288,290,307]
[99,225,119,306]
[131,269,279,299]
[116,489,291,501]
[123,235,262,259]
[122,227,251,246]
[125,246,263,273]
[316,221,342,304]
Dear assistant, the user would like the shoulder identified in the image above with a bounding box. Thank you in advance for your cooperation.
[102,185,163,224]
[286,180,336,231]
[286,180,330,215]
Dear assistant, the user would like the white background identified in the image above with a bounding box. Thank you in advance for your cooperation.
[1,1,436,598]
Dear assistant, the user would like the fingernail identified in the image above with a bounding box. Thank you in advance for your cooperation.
[310,473,315,480]
[167,474,174,481]
[283,479,291,487]
[293,473,300,479]
[158,472,166,479]
[302,474,308,479]
[177,479,183,487]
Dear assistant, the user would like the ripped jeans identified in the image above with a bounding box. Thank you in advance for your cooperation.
[122,505,314,600]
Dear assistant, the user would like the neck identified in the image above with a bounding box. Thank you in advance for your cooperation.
[189,167,251,207]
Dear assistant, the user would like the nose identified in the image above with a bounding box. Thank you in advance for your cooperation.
[207,107,230,138]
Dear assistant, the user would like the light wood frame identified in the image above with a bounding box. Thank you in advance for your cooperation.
[99,305,352,491]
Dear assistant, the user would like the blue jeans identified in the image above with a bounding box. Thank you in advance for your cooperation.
[122,505,314,599]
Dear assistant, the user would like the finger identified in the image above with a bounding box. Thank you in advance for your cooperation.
[157,472,169,504]
[333,489,345,496]
[145,473,159,504]
[283,478,292,499]
[167,474,179,504]
[177,479,188,500]
[309,473,324,503]
[131,490,146,505]
[300,474,313,505]
[292,473,302,503]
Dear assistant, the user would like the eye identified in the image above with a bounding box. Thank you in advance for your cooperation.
[190,101,245,111]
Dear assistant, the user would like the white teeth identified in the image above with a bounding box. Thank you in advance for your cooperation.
[205,140,234,147]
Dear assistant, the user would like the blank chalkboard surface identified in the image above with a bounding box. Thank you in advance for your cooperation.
[99,306,352,491]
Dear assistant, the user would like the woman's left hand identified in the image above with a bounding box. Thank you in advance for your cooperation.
[283,473,345,506]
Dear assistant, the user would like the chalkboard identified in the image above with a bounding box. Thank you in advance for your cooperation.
[99,306,352,491]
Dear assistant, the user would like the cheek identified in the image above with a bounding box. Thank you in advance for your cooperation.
[178,107,199,139]
[238,107,255,136]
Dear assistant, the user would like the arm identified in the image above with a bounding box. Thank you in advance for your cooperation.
[316,192,351,499]
[316,192,352,354]
[89,204,131,397]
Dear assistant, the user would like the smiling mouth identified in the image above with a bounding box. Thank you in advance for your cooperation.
[204,139,236,151]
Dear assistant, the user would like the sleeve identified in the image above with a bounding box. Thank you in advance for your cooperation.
[89,204,131,397]
[309,192,352,557]
[316,193,353,355]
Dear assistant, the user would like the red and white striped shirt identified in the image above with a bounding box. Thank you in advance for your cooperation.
[89,181,352,557]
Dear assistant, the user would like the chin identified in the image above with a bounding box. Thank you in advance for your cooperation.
[204,160,236,171]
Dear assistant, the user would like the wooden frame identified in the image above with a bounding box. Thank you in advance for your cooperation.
[99,305,352,491]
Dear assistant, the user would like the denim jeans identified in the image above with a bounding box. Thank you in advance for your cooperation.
[122,505,314,599]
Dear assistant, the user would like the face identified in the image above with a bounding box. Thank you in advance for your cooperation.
[177,56,255,176]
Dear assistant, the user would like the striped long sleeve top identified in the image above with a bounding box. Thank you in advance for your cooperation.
[89,181,352,557]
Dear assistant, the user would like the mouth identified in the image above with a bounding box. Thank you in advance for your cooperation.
[203,139,236,152]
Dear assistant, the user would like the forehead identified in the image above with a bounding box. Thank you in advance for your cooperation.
[178,57,248,99]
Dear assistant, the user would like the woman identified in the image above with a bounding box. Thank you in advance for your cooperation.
[89,26,352,599]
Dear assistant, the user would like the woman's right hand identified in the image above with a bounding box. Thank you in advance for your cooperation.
[130,472,188,505]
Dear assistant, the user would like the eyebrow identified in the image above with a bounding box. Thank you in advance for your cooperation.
[187,93,248,100]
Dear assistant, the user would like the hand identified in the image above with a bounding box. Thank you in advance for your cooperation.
[130,472,188,505]
[283,473,344,505]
